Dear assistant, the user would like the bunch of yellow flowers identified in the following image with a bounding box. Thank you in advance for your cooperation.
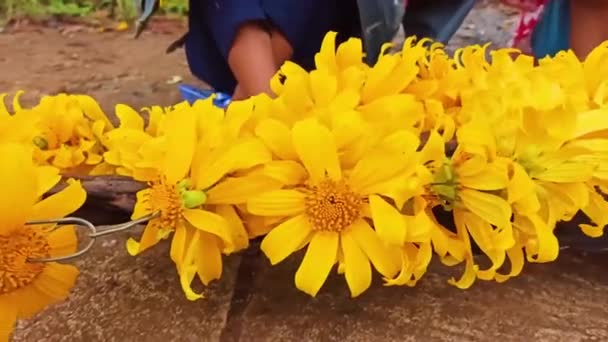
[2,32,608,340]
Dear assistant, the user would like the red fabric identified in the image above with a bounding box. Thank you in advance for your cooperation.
[502,0,549,53]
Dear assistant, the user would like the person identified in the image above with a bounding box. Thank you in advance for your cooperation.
[504,0,608,59]
[134,0,475,101]
[183,1,362,100]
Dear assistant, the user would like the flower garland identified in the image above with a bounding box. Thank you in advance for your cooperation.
[2,32,608,340]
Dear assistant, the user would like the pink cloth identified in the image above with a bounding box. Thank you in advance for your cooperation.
[502,0,548,54]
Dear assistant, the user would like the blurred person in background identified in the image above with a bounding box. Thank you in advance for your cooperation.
[504,0,608,59]
[134,0,475,100]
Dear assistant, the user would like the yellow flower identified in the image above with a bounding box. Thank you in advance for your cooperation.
[248,118,408,297]
[0,143,87,341]
[2,92,114,172]
[424,123,517,288]
[126,104,280,300]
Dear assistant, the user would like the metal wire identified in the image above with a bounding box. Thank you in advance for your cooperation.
[25,212,159,263]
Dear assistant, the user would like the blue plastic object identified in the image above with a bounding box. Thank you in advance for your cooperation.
[178,84,232,108]
[531,0,570,59]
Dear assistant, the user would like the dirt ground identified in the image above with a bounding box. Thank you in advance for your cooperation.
[4,1,608,341]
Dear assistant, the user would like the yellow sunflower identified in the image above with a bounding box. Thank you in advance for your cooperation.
[2,91,114,173]
[126,103,281,300]
[0,143,87,341]
[247,118,413,297]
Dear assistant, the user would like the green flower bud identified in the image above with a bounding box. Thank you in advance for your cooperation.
[181,190,207,209]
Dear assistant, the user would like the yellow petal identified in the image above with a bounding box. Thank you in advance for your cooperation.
[580,190,608,237]
[459,189,512,228]
[260,160,308,185]
[254,118,297,160]
[419,130,445,165]
[525,214,559,263]
[349,149,414,195]
[447,258,478,289]
[193,138,271,190]
[458,161,509,190]
[35,166,61,197]
[46,224,78,258]
[126,221,162,256]
[508,162,536,203]
[0,144,38,233]
[260,214,313,264]
[349,219,400,278]
[0,93,10,116]
[179,230,204,301]
[30,262,78,305]
[295,231,339,297]
[534,162,594,183]
[215,204,249,251]
[309,70,338,107]
[76,95,114,129]
[11,90,24,112]
[495,245,525,282]
[341,229,371,297]
[162,107,197,183]
[170,224,188,266]
[247,189,306,217]
[0,295,17,341]
[115,104,144,130]
[183,209,234,251]
[206,175,282,205]
[292,118,341,183]
[196,231,223,285]
[571,109,608,139]
[336,37,363,69]
[314,31,338,74]
[30,180,86,221]
[369,195,407,246]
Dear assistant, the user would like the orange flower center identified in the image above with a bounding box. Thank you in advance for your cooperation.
[143,177,184,230]
[0,227,49,294]
[304,178,362,232]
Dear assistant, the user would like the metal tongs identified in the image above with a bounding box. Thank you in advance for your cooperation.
[25,212,159,263]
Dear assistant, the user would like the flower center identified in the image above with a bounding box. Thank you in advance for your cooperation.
[142,177,207,230]
[145,177,185,230]
[304,178,362,232]
[0,227,49,294]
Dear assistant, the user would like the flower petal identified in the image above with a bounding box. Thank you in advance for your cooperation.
[196,231,223,285]
[459,189,512,228]
[183,209,234,251]
[349,149,412,195]
[349,219,400,278]
[0,296,17,341]
[369,195,407,246]
[447,258,478,289]
[215,204,249,251]
[170,224,188,266]
[292,118,341,183]
[295,231,339,297]
[31,262,78,304]
[254,119,297,160]
[30,179,86,221]
[35,166,61,197]
[247,190,306,217]
[46,224,78,258]
[126,221,163,256]
[260,160,308,186]
[341,229,372,297]
[0,143,38,233]
[206,175,282,205]
[261,214,313,264]
[115,103,144,130]
[162,107,197,183]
